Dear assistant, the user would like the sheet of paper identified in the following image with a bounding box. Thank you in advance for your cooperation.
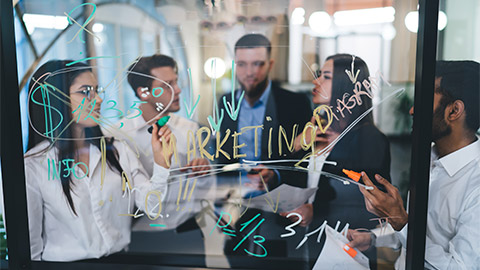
[243,184,318,213]
[313,225,370,270]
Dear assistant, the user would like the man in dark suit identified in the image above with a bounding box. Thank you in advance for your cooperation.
[218,33,312,191]
[217,33,312,265]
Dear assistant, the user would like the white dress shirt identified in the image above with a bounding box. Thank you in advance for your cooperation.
[25,140,169,261]
[307,153,328,203]
[103,113,216,229]
[379,137,480,269]
[104,113,200,177]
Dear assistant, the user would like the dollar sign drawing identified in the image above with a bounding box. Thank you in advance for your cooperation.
[30,83,64,140]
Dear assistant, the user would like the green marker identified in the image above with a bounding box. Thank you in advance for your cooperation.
[147,115,170,134]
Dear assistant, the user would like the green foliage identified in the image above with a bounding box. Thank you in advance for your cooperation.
[0,215,7,260]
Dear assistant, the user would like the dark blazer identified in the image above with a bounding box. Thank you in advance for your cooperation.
[218,81,313,188]
[220,82,313,262]
[312,122,391,228]
[308,123,391,268]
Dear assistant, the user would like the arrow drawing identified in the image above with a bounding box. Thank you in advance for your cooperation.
[345,55,360,84]
[207,59,224,135]
[183,68,201,119]
[259,173,281,213]
[223,61,244,121]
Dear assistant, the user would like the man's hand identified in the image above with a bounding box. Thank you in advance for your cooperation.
[151,124,173,168]
[347,229,373,252]
[279,203,313,227]
[359,172,408,231]
[246,165,275,191]
[182,158,211,177]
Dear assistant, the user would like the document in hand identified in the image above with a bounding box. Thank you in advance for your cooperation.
[313,225,370,270]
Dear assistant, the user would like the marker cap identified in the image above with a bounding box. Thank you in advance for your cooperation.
[343,244,357,258]
[342,169,361,182]
[147,115,170,134]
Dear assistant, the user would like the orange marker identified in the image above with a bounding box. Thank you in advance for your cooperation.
[343,169,361,182]
[343,244,357,258]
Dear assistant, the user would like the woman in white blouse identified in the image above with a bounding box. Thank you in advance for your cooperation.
[25,60,173,261]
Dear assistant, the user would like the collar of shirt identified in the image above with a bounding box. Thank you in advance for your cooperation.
[128,114,149,130]
[236,81,272,161]
[237,80,272,108]
[432,136,480,177]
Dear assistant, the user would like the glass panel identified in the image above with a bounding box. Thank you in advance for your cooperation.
[424,0,480,269]
[13,0,421,268]
[0,168,7,262]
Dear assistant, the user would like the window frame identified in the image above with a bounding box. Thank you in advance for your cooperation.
[0,0,439,269]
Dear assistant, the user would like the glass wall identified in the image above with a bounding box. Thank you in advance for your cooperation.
[423,0,480,269]
[4,0,477,269]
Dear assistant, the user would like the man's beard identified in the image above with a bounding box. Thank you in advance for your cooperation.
[431,105,452,142]
[240,77,269,99]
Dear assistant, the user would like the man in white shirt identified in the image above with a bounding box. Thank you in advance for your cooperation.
[103,54,215,230]
[348,60,480,269]
[121,54,210,178]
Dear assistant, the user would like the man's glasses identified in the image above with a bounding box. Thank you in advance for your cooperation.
[73,86,105,101]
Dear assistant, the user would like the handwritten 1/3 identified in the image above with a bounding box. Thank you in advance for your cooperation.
[212,212,267,257]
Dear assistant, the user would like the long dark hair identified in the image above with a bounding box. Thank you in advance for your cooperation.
[326,54,374,131]
[27,60,123,215]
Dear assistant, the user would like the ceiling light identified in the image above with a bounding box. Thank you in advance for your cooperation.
[204,57,226,79]
[309,11,331,33]
[438,11,447,31]
[404,11,419,33]
[382,24,397,40]
[334,7,395,26]
[405,10,448,33]
[92,23,104,33]
[291,7,305,25]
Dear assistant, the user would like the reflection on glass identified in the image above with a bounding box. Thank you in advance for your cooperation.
[25,60,171,261]
[7,0,436,269]
[417,61,480,269]
[418,0,480,269]
[304,54,391,269]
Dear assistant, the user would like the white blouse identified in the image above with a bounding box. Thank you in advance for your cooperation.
[307,153,328,203]
[25,140,169,261]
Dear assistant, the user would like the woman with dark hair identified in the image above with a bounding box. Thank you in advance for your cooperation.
[309,54,390,190]
[286,54,391,268]
[314,54,374,131]
[25,60,173,261]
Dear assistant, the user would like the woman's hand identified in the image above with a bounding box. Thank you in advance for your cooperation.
[294,116,316,152]
[314,129,339,151]
[294,116,339,152]
[151,123,173,168]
